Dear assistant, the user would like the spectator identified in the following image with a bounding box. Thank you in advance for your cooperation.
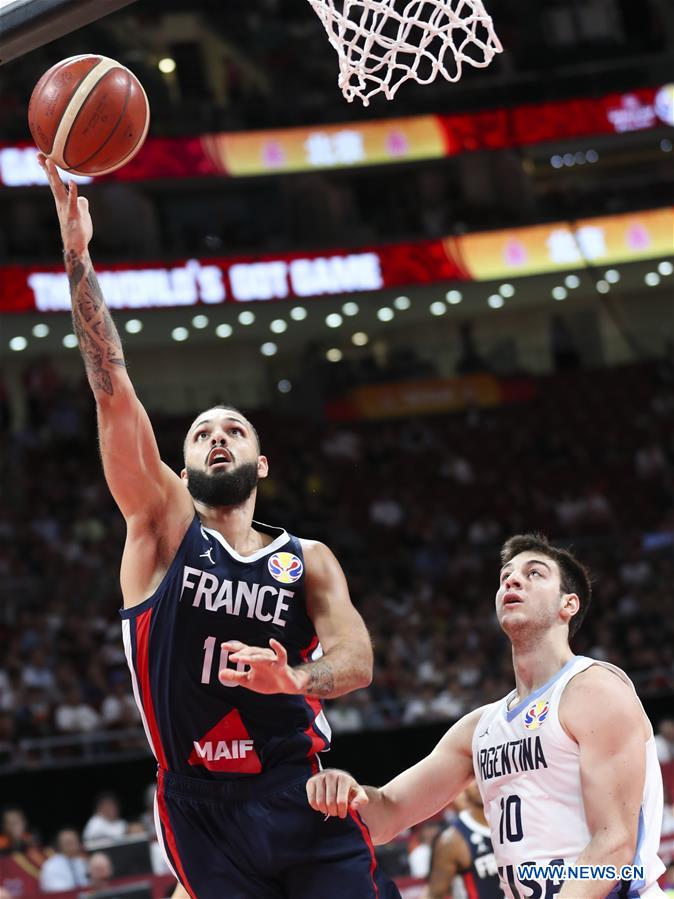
[655,720,674,764]
[22,648,55,692]
[83,794,127,846]
[369,496,405,528]
[0,807,48,883]
[54,685,101,735]
[87,851,114,891]
[326,695,364,733]
[407,821,441,879]
[0,808,33,853]
[40,829,89,892]
[138,784,156,837]
[101,674,140,728]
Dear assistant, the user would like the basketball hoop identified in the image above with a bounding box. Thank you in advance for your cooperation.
[307,0,503,105]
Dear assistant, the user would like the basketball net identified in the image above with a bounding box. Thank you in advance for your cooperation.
[307,0,502,105]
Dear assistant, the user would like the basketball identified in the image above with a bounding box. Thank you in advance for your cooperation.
[28,54,150,176]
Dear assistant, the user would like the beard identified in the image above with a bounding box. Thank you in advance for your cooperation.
[186,461,259,508]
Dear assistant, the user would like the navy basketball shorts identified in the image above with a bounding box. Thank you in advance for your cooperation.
[154,765,402,899]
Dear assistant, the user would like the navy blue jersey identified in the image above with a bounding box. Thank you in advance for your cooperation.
[120,515,331,779]
[452,811,502,899]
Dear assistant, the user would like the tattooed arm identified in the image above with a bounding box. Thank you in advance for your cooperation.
[65,249,126,397]
[39,157,192,602]
[299,539,373,698]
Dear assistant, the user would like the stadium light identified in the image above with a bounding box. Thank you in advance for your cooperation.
[377,308,394,322]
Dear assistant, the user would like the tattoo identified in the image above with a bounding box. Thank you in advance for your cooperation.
[64,250,126,397]
[66,255,85,291]
[305,661,335,697]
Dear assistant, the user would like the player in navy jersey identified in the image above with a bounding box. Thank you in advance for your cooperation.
[40,155,401,898]
[424,783,502,899]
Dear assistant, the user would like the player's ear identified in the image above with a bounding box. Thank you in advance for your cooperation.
[561,592,580,624]
[257,455,269,479]
[180,467,188,481]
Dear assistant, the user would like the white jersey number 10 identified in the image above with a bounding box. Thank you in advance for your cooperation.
[200,635,248,687]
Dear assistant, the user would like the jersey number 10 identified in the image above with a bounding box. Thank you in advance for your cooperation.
[499,795,524,843]
[201,635,247,687]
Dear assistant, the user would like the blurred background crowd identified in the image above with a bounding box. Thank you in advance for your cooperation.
[0,355,672,755]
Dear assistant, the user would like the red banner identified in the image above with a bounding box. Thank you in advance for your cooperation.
[2,207,672,313]
[1,84,672,187]
[0,242,465,314]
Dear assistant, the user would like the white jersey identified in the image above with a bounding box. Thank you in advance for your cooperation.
[472,656,666,899]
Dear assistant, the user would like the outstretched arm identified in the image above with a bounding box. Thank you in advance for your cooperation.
[40,157,192,601]
[307,708,480,844]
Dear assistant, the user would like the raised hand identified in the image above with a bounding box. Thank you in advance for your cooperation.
[38,154,92,254]
[306,769,369,819]
[219,638,306,695]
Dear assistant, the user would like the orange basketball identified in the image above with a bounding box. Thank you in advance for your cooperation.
[28,54,150,177]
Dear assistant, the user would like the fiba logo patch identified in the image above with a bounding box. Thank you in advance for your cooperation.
[524,699,550,730]
[268,552,303,584]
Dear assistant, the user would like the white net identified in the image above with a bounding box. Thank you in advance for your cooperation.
[307,0,502,105]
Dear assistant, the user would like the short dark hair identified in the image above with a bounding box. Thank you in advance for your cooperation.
[499,532,592,638]
[94,792,119,808]
[183,404,261,459]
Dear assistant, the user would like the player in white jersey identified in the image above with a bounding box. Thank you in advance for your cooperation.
[307,533,667,898]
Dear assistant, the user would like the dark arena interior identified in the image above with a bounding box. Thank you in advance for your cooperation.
[0,0,673,897]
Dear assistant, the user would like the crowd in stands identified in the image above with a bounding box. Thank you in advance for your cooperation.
[0,791,174,896]
[0,354,672,766]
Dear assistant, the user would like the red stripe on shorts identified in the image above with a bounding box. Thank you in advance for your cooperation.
[156,768,197,899]
[349,808,380,899]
